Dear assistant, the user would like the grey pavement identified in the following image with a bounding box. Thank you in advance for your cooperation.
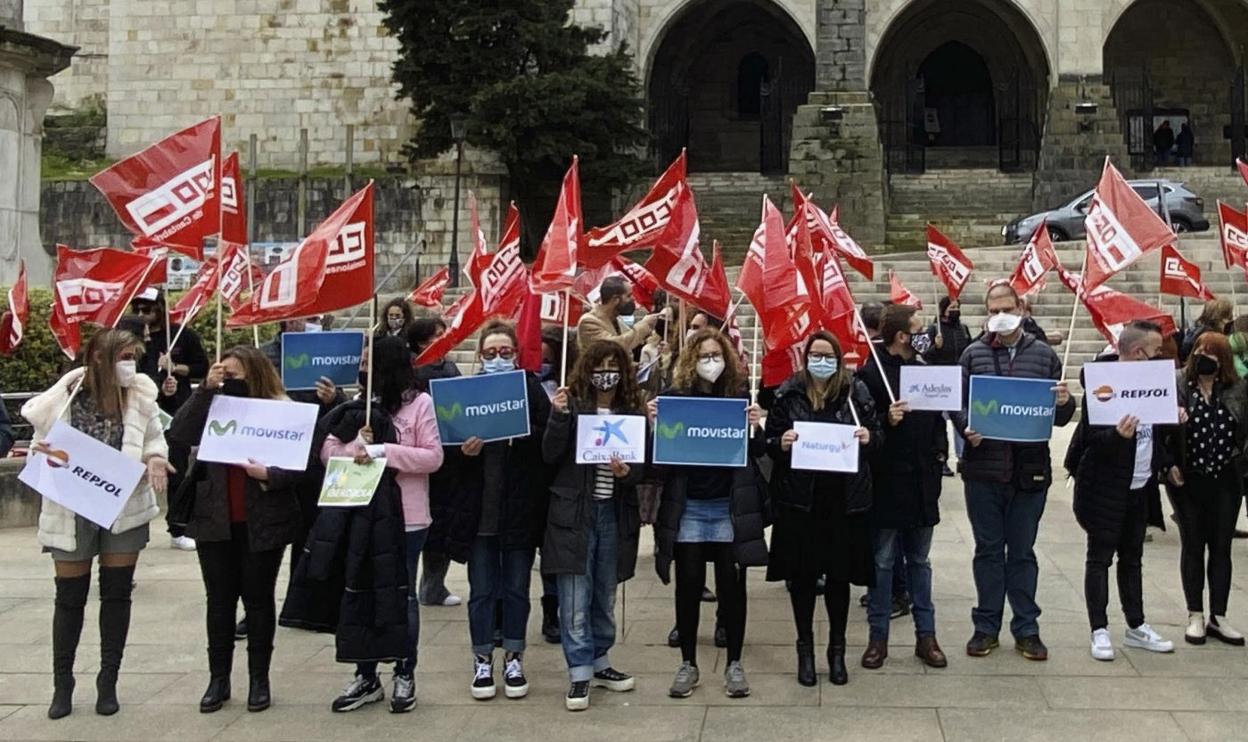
[3,427,1248,741]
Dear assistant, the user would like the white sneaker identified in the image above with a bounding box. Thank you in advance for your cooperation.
[1090,628,1115,661]
[1124,623,1174,653]
[441,594,463,607]
[1208,616,1247,646]
[1185,612,1206,645]
[170,535,197,551]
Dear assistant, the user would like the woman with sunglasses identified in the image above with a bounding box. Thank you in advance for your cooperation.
[23,329,172,719]
[649,328,767,700]
[424,321,552,701]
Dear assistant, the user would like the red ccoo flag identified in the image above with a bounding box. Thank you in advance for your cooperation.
[695,240,732,320]
[168,256,220,325]
[791,184,875,280]
[583,150,686,268]
[758,196,815,350]
[1160,243,1215,301]
[91,117,221,259]
[1237,158,1248,190]
[1217,201,1248,270]
[530,157,582,294]
[52,245,168,330]
[408,267,451,308]
[0,260,28,355]
[889,270,923,309]
[643,182,717,311]
[465,191,491,287]
[220,151,247,245]
[1082,158,1175,291]
[1008,223,1060,296]
[926,224,975,299]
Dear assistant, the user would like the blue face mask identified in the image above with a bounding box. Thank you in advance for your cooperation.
[807,357,838,380]
[482,357,515,374]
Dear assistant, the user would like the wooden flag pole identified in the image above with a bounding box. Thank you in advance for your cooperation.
[934,290,944,340]
[1060,253,1089,377]
[215,297,223,363]
[164,296,174,379]
[364,296,377,427]
[679,299,688,352]
[846,395,862,428]
[748,314,761,406]
[560,288,572,386]
[855,307,896,404]
[244,249,260,347]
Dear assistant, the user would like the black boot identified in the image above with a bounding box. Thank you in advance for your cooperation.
[49,574,91,719]
[247,675,271,712]
[828,643,848,686]
[200,677,231,713]
[246,615,274,713]
[95,565,135,716]
[796,641,816,687]
[541,595,560,644]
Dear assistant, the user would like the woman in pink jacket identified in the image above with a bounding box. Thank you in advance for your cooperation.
[319,336,444,713]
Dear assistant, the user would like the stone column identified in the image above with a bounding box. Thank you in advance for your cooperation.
[1033,76,1130,212]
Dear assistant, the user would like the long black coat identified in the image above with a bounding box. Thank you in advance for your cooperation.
[857,348,947,528]
[653,390,769,584]
[425,372,554,562]
[279,401,410,664]
[540,400,644,581]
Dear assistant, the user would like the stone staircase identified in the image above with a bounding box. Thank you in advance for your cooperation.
[685,172,789,264]
[886,169,1035,251]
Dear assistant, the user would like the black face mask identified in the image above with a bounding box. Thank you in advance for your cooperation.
[617,300,636,317]
[1196,355,1219,377]
[947,311,960,323]
[1224,322,1235,335]
[220,378,250,398]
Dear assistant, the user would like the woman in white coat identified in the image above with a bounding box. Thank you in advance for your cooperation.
[22,328,172,720]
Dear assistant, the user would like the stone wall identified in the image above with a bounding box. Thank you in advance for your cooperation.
[22,0,108,111]
[815,0,865,91]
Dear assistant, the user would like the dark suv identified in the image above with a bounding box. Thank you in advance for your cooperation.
[1003,179,1209,244]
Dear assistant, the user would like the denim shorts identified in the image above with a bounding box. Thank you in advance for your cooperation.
[676,497,733,543]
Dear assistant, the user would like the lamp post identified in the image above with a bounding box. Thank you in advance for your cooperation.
[449,114,468,288]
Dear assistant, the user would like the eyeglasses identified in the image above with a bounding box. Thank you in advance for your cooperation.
[481,347,516,361]
[697,353,723,363]
[808,352,837,362]
[132,305,156,315]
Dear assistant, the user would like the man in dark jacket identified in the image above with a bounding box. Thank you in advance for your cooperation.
[1068,321,1177,661]
[954,283,1075,661]
[925,297,972,475]
[859,305,949,670]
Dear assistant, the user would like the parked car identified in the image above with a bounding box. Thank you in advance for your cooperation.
[1002,179,1209,244]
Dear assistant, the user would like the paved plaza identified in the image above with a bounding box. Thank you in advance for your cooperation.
[1,428,1248,741]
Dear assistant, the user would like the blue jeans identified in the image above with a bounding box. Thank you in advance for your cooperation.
[467,535,534,655]
[964,481,1047,639]
[556,500,619,682]
[868,527,935,642]
[358,527,426,678]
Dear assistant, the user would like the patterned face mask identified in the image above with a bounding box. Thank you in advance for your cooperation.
[590,371,621,391]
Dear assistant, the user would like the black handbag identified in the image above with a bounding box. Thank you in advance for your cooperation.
[165,457,198,529]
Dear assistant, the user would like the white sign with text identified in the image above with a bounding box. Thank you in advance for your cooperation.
[19,421,146,529]
[1084,359,1179,426]
[575,414,647,465]
[900,364,963,412]
[791,421,860,473]
[196,395,319,471]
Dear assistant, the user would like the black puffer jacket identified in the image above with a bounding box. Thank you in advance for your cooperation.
[764,373,881,516]
[1065,356,1174,541]
[413,356,460,557]
[952,332,1076,486]
[653,389,768,584]
[279,401,409,663]
[540,400,644,581]
[924,319,972,367]
[167,387,303,552]
[425,372,553,562]
[857,349,947,528]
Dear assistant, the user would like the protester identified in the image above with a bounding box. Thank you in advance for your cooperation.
[1179,299,1233,362]
[23,329,171,719]
[955,283,1074,661]
[576,275,665,353]
[1153,120,1174,165]
[1020,296,1051,345]
[1176,122,1195,166]
[425,321,552,700]
[168,346,304,714]
[858,305,949,670]
[650,328,766,699]
[765,331,878,686]
[542,340,645,711]
[380,297,414,339]
[925,297,971,476]
[1228,316,1248,378]
[1170,332,1248,646]
[1065,321,1176,661]
[861,302,884,340]
[283,336,444,713]
[407,316,465,609]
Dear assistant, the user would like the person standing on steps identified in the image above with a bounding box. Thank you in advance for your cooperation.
[1170,333,1248,647]
[650,328,767,700]
[954,283,1075,662]
[542,341,646,711]
[858,305,949,671]
[765,331,879,687]
[23,329,172,720]
[1065,321,1177,661]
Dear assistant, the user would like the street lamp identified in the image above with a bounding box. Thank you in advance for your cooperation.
[448,113,468,288]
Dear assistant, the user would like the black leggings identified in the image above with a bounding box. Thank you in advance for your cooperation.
[674,542,746,666]
[790,576,850,647]
[1171,469,1240,615]
[197,524,285,678]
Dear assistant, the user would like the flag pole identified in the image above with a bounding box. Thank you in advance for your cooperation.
[748,311,760,406]
[679,299,688,353]
[934,290,943,340]
[163,291,173,380]
[560,288,571,386]
[215,296,223,363]
[365,295,377,427]
[846,395,862,428]
[855,307,896,404]
[244,248,260,347]
[1060,252,1089,377]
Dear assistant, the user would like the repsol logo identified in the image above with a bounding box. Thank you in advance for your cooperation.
[1118,389,1169,399]
[70,466,124,497]
[687,427,746,439]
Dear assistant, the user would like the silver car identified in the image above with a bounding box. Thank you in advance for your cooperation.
[1002,179,1209,244]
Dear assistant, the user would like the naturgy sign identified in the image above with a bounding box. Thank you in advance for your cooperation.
[196,395,319,471]
[653,396,749,468]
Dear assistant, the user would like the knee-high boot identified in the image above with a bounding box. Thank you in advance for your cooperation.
[96,565,136,716]
[49,574,91,719]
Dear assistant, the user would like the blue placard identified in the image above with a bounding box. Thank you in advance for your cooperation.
[429,370,531,444]
[281,331,365,391]
[967,375,1058,443]
[653,396,749,468]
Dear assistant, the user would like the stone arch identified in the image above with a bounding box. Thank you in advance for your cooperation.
[639,0,815,81]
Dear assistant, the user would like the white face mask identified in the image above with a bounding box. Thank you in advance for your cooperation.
[696,357,726,383]
[115,360,138,388]
[986,311,1023,335]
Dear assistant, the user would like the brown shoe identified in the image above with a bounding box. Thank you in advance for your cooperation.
[860,639,888,669]
[915,634,948,668]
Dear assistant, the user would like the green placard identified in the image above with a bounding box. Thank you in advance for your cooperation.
[318,456,386,508]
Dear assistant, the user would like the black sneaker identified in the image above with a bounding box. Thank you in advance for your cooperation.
[700,587,717,602]
[502,654,528,699]
[1015,634,1049,661]
[234,618,248,641]
[471,654,495,700]
[890,595,911,619]
[331,674,384,712]
[942,464,954,477]
[714,624,728,648]
[965,632,1000,657]
[667,625,680,648]
[859,593,870,608]
[565,680,590,711]
[389,673,416,713]
[591,667,635,692]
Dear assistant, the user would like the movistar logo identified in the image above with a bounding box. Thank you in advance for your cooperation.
[285,353,310,370]
[436,403,462,422]
[209,420,238,436]
[657,421,684,440]
[973,399,1051,417]
[438,400,525,421]
[971,399,998,416]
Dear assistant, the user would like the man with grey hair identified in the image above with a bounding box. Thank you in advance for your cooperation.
[1066,320,1178,662]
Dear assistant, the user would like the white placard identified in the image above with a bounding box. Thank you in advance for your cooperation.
[19,421,146,529]
[196,395,319,471]
[1084,359,1179,426]
[900,365,963,412]
[575,414,647,464]
[791,421,860,473]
